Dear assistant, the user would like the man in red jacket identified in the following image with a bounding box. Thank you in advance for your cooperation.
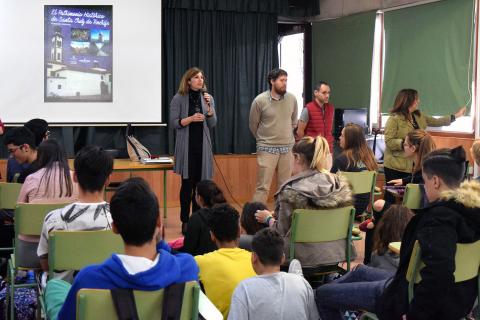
[297,81,334,152]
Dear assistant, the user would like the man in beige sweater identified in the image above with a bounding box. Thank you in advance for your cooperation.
[249,68,298,203]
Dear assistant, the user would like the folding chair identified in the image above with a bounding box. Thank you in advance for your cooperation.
[0,182,22,254]
[339,171,377,220]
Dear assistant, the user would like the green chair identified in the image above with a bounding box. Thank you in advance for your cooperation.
[0,182,22,209]
[76,281,200,320]
[7,203,69,320]
[402,183,422,210]
[0,182,22,253]
[48,230,124,278]
[338,171,377,220]
[289,206,355,285]
[360,240,480,320]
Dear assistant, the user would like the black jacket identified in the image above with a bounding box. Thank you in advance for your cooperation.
[376,180,480,319]
[181,208,217,256]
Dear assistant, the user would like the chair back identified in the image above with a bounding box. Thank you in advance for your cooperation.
[289,206,355,270]
[14,203,69,236]
[48,230,124,277]
[402,184,422,210]
[406,240,480,303]
[338,171,377,195]
[76,281,200,320]
[0,182,22,209]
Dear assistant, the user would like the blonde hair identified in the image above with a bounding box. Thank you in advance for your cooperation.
[471,140,480,165]
[292,136,330,171]
[177,67,207,95]
[406,129,436,172]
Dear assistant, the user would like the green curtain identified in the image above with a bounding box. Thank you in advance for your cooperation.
[381,0,474,115]
[312,11,376,109]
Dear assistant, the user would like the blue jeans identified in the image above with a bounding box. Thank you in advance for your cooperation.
[315,264,394,320]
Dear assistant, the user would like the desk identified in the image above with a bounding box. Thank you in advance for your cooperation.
[388,241,401,254]
[69,159,174,218]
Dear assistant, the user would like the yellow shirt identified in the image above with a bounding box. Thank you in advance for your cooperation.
[195,248,256,319]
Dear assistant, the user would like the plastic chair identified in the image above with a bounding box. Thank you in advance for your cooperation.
[338,171,377,219]
[0,182,22,209]
[360,240,480,320]
[402,184,422,210]
[289,206,355,284]
[7,203,69,320]
[0,182,22,254]
[76,281,200,320]
[48,230,124,278]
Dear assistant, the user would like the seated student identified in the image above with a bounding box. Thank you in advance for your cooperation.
[331,123,378,218]
[15,139,78,268]
[315,146,480,320]
[373,129,435,214]
[195,204,256,319]
[6,118,49,182]
[4,127,39,183]
[182,180,227,255]
[368,205,413,273]
[228,229,320,320]
[44,177,199,320]
[17,139,78,203]
[37,145,114,275]
[239,201,268,251]
[255,136,353,267]
[470,139,480,181]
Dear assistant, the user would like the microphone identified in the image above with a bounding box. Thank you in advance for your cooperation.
[199,88,210,107]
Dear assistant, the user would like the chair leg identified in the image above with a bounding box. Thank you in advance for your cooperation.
[8,263,15,320]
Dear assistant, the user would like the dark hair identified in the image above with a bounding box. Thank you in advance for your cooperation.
[3,127,36,149]
[390,89,419,118]
[373,205,413,255]
[252,229,284,266]
[267,68,287,89]
[196,180,226,208]
[422,146,466,188]
[405,129,436,172]
[36,139,73,198]
[25,118,49,147]
[341,123,378,171]
[208,204,240,242]
[314,81,329,91]
[74,145,113,192]
[110,177,159,246]
[241,202,268,235]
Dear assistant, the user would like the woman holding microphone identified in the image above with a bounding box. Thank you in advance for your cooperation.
[169,67,217,234]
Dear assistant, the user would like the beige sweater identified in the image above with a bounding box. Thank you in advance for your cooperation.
[249,91,298,147]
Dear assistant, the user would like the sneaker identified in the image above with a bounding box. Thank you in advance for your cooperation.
[288,259,303,277]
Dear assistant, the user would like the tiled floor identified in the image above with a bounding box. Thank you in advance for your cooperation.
[163,205,366,267]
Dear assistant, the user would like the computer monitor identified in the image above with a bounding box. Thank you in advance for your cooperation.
[342,108,368,133]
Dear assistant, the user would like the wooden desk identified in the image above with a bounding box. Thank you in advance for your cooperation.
[388,241,401,254]
[69,159,174,218]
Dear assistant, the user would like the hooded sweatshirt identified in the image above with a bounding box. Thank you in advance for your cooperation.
[58,241,198,320]
[271,169,354,266]
[376,180,480,320]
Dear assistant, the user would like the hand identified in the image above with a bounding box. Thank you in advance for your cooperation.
[203,93,211,105]
[255,210,273,224]
[454,106,466,119]
[388,178,403,186]
[191,113,205,122]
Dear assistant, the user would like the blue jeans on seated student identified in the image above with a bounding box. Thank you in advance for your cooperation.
[315,264,394,320]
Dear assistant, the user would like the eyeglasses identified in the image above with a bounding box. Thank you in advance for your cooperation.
[45,130,51,138]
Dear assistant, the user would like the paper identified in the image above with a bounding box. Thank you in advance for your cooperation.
[140,157,173,164]
[198,290,223,320]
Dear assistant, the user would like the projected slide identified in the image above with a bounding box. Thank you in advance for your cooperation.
[44,5,112,102]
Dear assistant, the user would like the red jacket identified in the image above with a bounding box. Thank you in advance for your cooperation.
[304,101,334,151]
